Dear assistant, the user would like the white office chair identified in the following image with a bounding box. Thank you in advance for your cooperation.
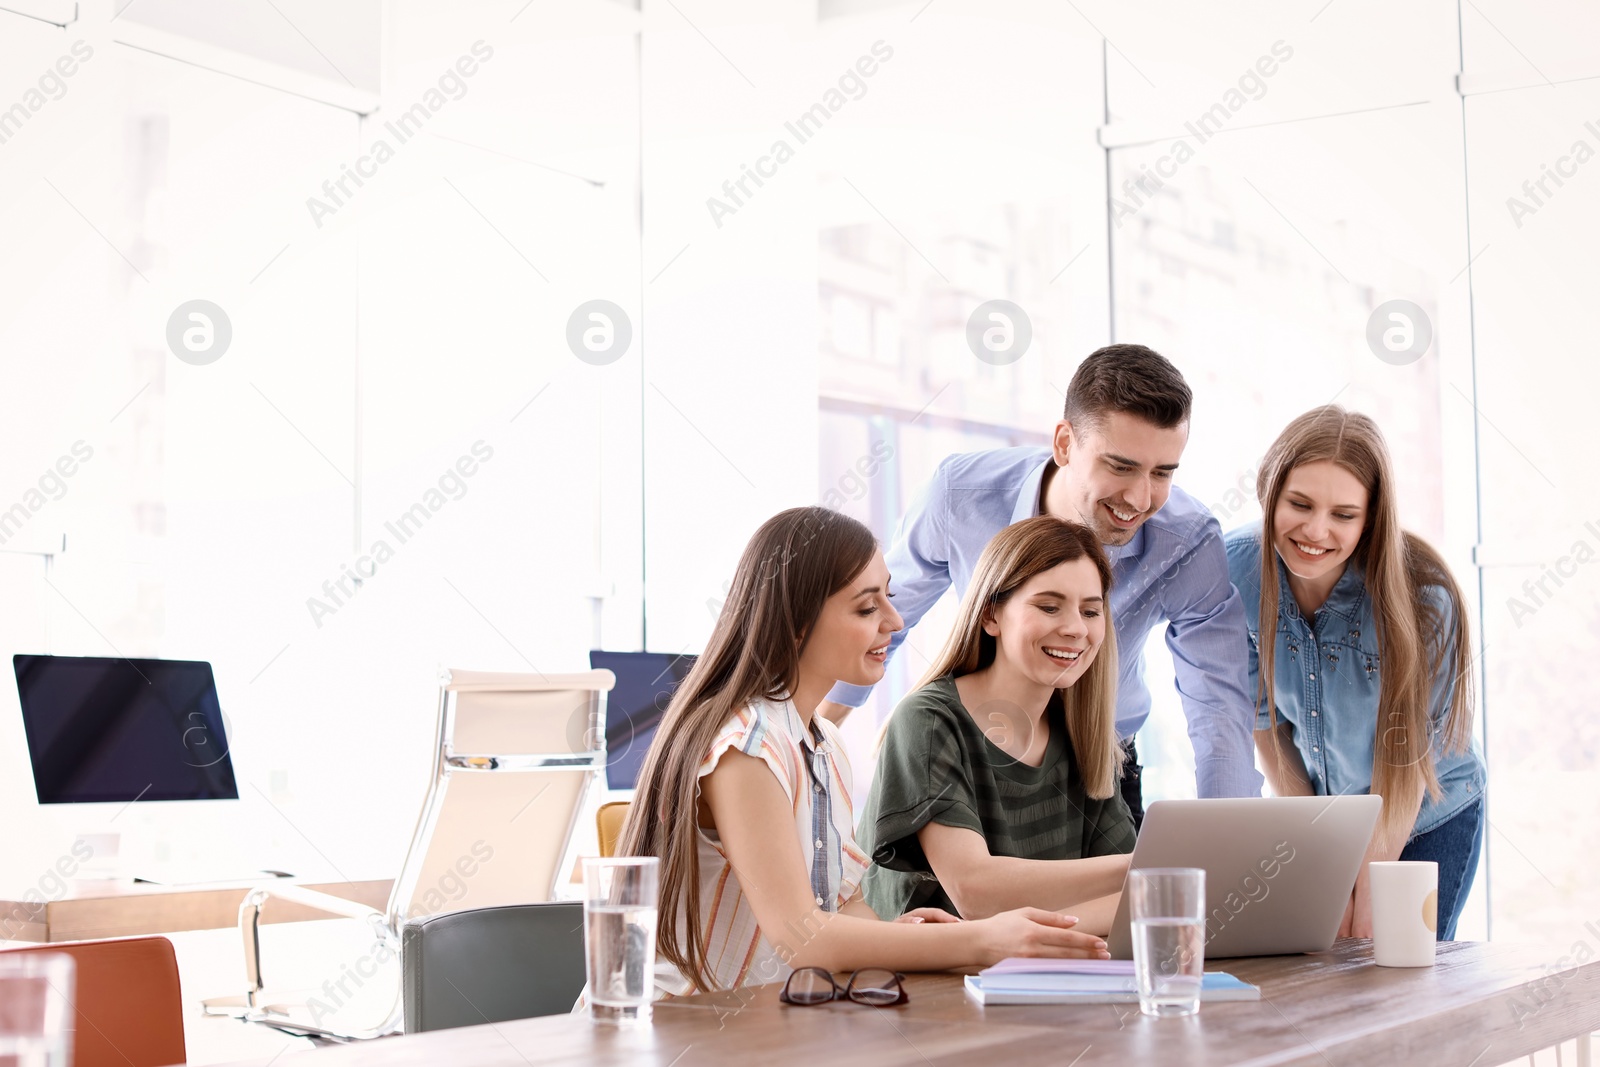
[202,667,613,1040]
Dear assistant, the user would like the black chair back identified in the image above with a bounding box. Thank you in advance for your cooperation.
[402,901,586,1033]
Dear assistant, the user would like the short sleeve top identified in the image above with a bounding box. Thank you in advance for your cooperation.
[654,696,870,997]
[1223,524,1485,837]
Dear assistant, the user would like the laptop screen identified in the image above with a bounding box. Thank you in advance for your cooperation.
[14,654,239,804]
[588,651,696,790]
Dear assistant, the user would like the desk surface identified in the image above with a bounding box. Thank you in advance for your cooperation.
[204,939,1600,1067]
[0,879,393,943]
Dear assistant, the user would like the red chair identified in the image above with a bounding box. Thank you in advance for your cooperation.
[1,936,186,1067]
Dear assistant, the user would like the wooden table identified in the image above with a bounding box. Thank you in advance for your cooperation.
[0,878,392,943]
[201,939,1600,1066]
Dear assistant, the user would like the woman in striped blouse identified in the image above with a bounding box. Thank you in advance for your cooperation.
[621,506,1110,996]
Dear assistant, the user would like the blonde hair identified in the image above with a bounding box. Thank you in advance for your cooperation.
[916,516,1124,798]
[1254,406,1475,849]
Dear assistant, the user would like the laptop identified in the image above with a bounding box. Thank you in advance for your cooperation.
[1105,795,1382,959]
[14,653,239,804]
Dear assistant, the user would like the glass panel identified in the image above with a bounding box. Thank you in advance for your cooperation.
[1109,99,1481,943]
[638,4,834,658]
[0,35,362,872]
[1463,78,1600,942]
[1110,103,1471,547]
[812,1,1108,765]
[1461,0,1600,84]
[0,7,641,881]
[1103,0,1450,130]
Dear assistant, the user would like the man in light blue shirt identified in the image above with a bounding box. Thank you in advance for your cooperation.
[820,344,1263,816]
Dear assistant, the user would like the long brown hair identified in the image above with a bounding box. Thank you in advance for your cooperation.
[617,506,876,993]
[1253,406,1475,849]
[916,516,1123,798]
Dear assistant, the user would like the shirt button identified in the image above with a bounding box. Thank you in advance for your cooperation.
[1311,711,1318,717]
[815,896,825,906]
[1309,672,1316,680]
[815,839,824,848]
[1313,746,1320,753]
[814,783,821,792]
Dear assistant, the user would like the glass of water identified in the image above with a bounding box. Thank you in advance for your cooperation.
[1129,867,1206,1018]
[583,857,659,1025]
[0,952,74,1067]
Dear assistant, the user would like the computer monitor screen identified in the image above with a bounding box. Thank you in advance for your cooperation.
[14,654,239,804]
[588,650,696,790]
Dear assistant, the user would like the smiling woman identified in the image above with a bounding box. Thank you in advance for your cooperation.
[618,506,1111,998]
[1225,406,1485,941]
[857,516,1134,932]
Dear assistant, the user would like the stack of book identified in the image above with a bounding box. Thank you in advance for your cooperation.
[963,958,1261,1005]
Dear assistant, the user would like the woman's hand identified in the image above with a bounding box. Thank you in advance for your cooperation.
[895,908,963,924]
[972,907,1109,963]
[1339,837,1395,940]
[1350,864,1374,939]
[1336,868,1376,939]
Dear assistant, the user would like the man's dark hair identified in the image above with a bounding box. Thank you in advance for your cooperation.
[1062,343,1192,432]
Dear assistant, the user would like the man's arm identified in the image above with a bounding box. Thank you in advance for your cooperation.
[820,465,956,724]
[1161,529,1265,798]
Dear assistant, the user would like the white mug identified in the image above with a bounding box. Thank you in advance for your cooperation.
[1369,861,1438,967]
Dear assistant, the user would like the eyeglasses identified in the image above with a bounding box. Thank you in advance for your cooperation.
[778,967,909,1007]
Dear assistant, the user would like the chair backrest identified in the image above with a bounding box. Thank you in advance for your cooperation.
[400,902,586,1033]
[0,936,185,1067]
[596,801,631,858]
[388,669,613,928]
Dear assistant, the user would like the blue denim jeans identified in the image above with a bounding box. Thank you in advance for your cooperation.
[1399,798,1484,940]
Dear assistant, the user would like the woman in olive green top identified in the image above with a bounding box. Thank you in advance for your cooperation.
[859,517,1135,934]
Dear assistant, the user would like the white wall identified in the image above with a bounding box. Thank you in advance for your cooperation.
[0,0,645,885]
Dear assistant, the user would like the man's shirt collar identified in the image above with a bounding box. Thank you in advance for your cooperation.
[1013,454,1149,562]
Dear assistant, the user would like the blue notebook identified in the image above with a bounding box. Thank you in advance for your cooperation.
[964,971,1260,1005]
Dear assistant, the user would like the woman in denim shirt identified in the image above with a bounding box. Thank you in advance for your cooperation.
[1225,407,1485,940]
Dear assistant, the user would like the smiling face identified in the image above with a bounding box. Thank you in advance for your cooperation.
[982,557,1107,693]
[798,549,903,689]
[1271,459,1370,598]
[1049,410,1189,546]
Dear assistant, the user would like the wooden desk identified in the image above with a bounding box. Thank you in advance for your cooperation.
[201,940,1599,1066]
[0,879,393,943]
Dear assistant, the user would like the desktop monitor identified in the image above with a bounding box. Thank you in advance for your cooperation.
[14,654,239,804]
[588,650,696,790]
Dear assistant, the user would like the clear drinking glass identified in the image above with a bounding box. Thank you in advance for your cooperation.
[582,857,659,1025]
[0,953,74,1067]
[1129,867,1206,1018]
